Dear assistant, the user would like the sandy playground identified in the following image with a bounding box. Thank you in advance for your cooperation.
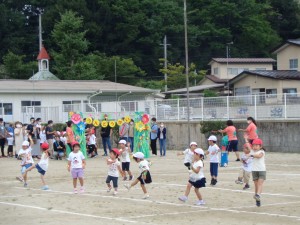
[0,151,299,225]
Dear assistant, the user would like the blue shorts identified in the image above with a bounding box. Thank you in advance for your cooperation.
[226,140,238,152]
[122,162,130,171]
[36,164,46,175]
[106,175,118,188]
[21,163,33,174]
[210,162,219,177]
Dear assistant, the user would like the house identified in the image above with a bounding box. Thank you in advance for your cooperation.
[0,47,163,123]
[272,39,300,71]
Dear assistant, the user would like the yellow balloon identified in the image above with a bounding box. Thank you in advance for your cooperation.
[109,121,116,128]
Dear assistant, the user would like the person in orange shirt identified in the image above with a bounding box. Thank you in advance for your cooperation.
[218,120,240,161]
[238,117,258,144]
[66,120,75,151]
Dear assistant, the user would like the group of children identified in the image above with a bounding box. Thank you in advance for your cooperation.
[178,134,266,207]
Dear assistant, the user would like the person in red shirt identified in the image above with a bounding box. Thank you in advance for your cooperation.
[218,120,240,161]
[238,117,258,144]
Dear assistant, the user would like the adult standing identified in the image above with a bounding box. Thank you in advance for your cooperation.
[14,121,24,158]
[119,118,129,142]
[26,117,41,159]
[46,120,56,158]
[238,117,258,144]
[218,120,240,161]
[157,122,167,156]
[100,119,112,156]
[128,119,134,152]
[66,120,75,154]
[150,117,158,156]
[0,118,8,157]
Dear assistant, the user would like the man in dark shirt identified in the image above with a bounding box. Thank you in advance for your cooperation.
[26,117,35,139]
[0,118,8,157]
[45,120,56,158]
[100,120,112,156]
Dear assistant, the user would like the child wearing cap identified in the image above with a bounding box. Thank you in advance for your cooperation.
[67,141,86,194]
[124,152,152,199]
[106,148,124,195]
[244,136,266,207]
[177,142,197,170]
[235,143,253,190]
[16,136,34,187]
[119,140,133,181]
[205,135,220,186]
[23,142,51,190]
[179,148,206,206]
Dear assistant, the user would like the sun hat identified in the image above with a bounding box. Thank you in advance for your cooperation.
[190,142,198,146]
[133,152,144,159]
[252,139,263,145]
[119,140,127,144]
[208,135,217,141]
[194,148,204,155]
[22,141,30,146]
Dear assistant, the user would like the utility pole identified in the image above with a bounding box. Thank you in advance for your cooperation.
[184,0,191,144]
[161,35,170,92]
[38,13,42,50]
[226,42,233,96]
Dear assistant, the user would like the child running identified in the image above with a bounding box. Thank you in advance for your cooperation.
[178,148,206,206]
[177,142,197,170]
[16,137,34,187]
[106,148,124,195]
[235,143,253,190]
[119,140,133,181]
[67,141,86,194]
[205,135,220,186]
[244,136,266,207]
[23,142,50,190]
[124,152,152,199]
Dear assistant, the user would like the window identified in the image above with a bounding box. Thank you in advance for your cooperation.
[266,89,277,98]
[0,103,13,115]
[283,88,297,96]
[255,68,266,71]
[83,101,101,112]
[21,101,41,113]
[120,102,138,112]
[289,59,298,70]
[228,68,249,76]
[213,67,219,75]
[234,86,251,96]
[62,100,81,112]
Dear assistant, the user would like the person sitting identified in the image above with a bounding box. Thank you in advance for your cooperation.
[53,136,65,160]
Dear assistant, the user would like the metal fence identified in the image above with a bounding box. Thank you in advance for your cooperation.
[20,93,300,123]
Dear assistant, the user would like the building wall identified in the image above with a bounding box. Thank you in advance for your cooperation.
[163,121,300,153]
[277,45,300,70]
[199,78,217,85]
[210,61,273,79]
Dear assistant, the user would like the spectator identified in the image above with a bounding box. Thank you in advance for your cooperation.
[150,117,158,156]
[238,117,258,144]
[128,119,134,152]
[0,118,8,157]
[119,117,129,142]
[53,135,65,160]
[66,120,75,151]
[157,122,167,156]
[101,118,112,156]
[46,120,56,158]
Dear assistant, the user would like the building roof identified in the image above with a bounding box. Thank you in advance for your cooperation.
[205,75,229,83]
[229,70,300,84]
[272,38,300,54]
[208,58,276,65]
[29,71,60,80]
[163,84,224,94]
[0,80,160,94]
[37,46,50,60]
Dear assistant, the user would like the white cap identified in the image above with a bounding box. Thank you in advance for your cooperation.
[194,148,204,155]
[22,141,30,146]
[208,135,217,141]
[190,142,198,146]
[133,152,144,159]
[119,140,127,144]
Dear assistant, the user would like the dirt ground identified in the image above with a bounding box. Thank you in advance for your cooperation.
[0,151,299,225]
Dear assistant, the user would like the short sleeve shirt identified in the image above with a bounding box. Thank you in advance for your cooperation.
[208,144,220,163]
[68,151,85,169]
[183,148,194,163]
[120,147,130,163]
[246,123,258,140]
[224,126,237,141]
[18,148,34,165]
[189,160,204,182]
[139,160,150,172]
[107,160,121,177]
[150,124,158,140]
[45,126,54,140]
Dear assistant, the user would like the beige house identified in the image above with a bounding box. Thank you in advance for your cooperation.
[272,39,300,71]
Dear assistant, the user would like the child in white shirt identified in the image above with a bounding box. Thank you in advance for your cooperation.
[106,148,124,195]
[87,133,97,158]
[7,132,14,157]
[179,148,206,206]
[177,142,197,170]
[67,141,86,194]
[205,135,220,186]
[124,152,152,199]
[24,142,50,190]
[119,140,133,181]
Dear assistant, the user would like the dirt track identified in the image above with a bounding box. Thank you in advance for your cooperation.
[0,151,299,225]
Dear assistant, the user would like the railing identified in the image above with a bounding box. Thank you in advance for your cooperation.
[20,93,300,123]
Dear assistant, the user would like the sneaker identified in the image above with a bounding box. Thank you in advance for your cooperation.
[142,194,150,199]
[236,159,240,161]
[80,187,85,193]
[235,179,243,184]
[253,194,260,201]
[24,183,28,187]
[42,185,49,190]
[107,187,112,193]
[124,184,131,190]
[195,200,205,206]
[243,184,250,190]
[129,175,134,181]
[16,176,24,183]
[113,191,118,196]
[123,176,127,181]
[73,189,78,194]
[178,196,188,202]
[102,154,107,156]
[256,200,261,207]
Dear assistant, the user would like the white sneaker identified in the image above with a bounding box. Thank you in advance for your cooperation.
[142,194,149,199]
[124,184,131,191]
[107,187,112,193]
[178,196,188,202]
[195,200,205,206]
[113,191,118,196]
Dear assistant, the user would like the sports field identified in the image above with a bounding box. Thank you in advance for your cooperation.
[0,152,299,225]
